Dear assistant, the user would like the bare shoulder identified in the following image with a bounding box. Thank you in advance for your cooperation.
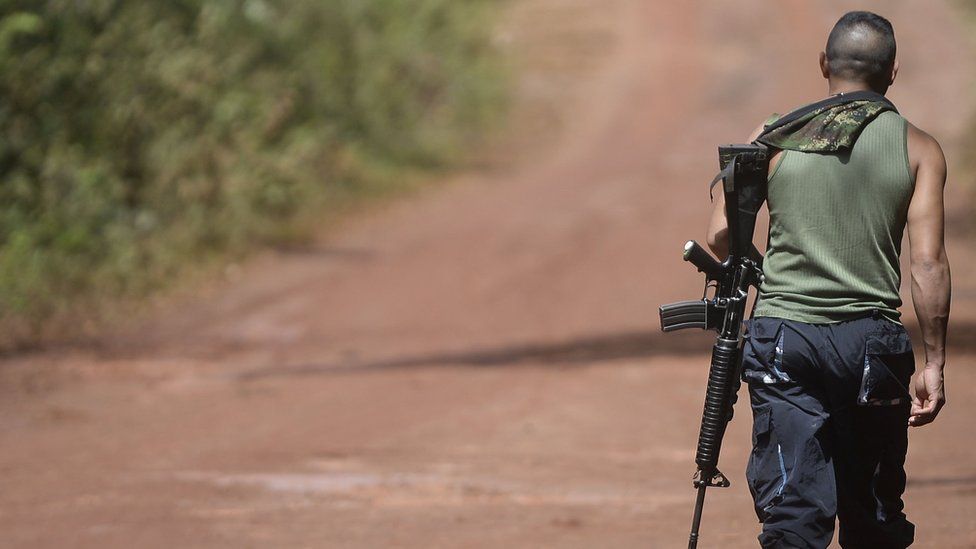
[906,120,947,179]
[906,121,943,155]
[747,121,768,142]
[747,119,783,177]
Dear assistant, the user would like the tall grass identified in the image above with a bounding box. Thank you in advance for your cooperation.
[0,0,505,348]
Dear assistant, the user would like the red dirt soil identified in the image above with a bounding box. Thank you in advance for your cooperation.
[2,1,975,547]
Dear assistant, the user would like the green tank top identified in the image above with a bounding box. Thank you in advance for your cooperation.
[753,110,915,323]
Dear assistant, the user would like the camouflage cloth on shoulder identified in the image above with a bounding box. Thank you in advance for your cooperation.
[756,100,895,152]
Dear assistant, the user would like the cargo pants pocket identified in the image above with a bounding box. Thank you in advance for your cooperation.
[858,321,914,407]
[746,407,786,521]
[742,320,792,386]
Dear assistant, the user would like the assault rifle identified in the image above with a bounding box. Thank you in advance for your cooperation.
[659,144,768,549]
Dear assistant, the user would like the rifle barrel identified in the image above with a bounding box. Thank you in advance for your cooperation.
[688,484,707,549]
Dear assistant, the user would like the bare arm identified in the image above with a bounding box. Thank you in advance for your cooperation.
[905,124,950,427]
[706,190,730,259]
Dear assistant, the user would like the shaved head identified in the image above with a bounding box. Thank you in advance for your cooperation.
[824,11,896,89]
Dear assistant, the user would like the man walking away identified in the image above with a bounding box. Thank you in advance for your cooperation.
[705,11,950,549]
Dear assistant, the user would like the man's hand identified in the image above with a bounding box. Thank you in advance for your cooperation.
[909,364,946,427]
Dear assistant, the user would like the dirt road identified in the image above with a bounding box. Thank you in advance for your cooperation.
[2,1,975,547]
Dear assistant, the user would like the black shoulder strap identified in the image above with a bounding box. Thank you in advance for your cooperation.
[757,90,896,139]
[708,161,735,200]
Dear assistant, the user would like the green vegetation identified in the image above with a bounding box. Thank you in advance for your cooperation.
[0,0,505,347]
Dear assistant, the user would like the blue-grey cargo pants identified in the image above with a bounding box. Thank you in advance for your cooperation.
[742,314,916,548]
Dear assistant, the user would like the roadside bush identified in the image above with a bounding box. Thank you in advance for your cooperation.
[0,0,505,347]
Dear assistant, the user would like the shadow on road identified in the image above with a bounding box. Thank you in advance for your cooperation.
[238,329,714,380]
[238,319,976,381]
[908,475,976,490]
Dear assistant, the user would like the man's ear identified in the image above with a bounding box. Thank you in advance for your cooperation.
[819,51,830,79]
[889,59,899,86]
